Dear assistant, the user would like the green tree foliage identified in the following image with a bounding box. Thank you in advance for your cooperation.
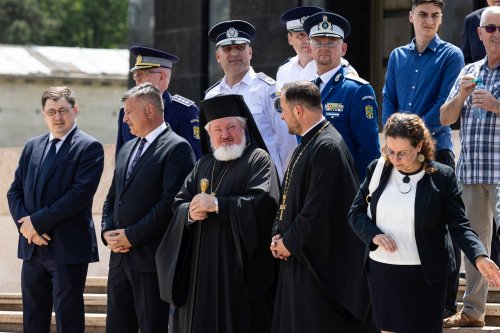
[0,0,127,48]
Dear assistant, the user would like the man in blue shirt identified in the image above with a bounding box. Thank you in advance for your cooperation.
[116,46,201,159]
[382,0,464,318]
[303,12,380,180]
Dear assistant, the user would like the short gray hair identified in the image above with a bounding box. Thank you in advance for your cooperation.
[121,82,164,112]
[480,6,500,26]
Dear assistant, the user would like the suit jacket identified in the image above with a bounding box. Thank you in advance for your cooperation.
[102,125,195,273]
[349,160,487,284]
[7,127,103,264]
[461,8,486,64]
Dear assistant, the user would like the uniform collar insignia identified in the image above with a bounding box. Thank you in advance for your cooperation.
[334,73,342,82]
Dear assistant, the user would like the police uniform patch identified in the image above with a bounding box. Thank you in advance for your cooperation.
[365,105,374,119]
[361,95,375,101]
[191,119,200,139]
[273,92,282,113]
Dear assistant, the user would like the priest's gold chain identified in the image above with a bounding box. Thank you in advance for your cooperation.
[279,122,329,221]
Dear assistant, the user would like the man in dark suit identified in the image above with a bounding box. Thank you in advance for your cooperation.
[7,86,104,333]
[461,0,500,63]
[102,82,195,332]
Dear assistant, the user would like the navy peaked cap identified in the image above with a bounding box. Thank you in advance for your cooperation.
[208,20,256,47]
[280,6,324,32]
[129,46,179,72]
[303,12,351,39]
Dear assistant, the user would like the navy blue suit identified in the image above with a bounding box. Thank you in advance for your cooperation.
[7,127,104,333]
[116,91,201,159]
[320,67,380,180]
[461,8,486,64]
[103,125,195,332]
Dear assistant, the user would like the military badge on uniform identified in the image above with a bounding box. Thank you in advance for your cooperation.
[227,27,238,38]
[365,105,374,119]
[272,91,282,113]
[136,55,143,64]
[193,126,200,139]
[325,103,343,112]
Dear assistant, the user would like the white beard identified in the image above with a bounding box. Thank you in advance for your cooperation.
[213,135,247,161]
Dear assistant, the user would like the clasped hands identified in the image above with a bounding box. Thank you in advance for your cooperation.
[18,216,51,246]
[188,193,216,222]
[270,234,291,260]
[103,229,132,253]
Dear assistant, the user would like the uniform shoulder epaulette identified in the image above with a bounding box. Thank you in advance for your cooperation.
[204,79,222,94]
[172,94,196,107]
[277,57,292,70]
[256,72,276,85]
[345,73,369,85]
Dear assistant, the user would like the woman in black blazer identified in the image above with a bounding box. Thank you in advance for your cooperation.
[348,113,500,333]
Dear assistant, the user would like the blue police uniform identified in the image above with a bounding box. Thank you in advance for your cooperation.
[319,67,380,180]
[116,91,201,158]
[115,46,201,159]
[303,11,380,180]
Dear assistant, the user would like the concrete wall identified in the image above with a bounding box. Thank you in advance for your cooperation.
[0,77,127,148]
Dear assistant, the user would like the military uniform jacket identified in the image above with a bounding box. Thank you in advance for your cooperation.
[116,90,201,159]
[320,67,380,180]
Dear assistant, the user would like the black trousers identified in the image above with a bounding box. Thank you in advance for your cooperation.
[21,246,88,333]
[435,149,461,314]
[106,257,170,333]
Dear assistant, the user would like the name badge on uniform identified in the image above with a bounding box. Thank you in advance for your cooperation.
[325,111,340,118]
[365,105,374,119]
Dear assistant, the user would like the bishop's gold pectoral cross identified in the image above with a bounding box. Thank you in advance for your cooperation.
[279,195,286,221]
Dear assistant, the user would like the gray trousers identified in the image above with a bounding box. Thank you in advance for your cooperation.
[461,183,497,320]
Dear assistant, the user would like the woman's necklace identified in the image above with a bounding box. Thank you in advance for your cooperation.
[396,166,422,194]
[210,159,232,195]
[278,122,329,221]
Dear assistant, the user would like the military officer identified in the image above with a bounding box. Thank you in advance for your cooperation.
[116,46,201,159]
[277,6,358,86]
[205,20,297,181]
[303,12,380,180]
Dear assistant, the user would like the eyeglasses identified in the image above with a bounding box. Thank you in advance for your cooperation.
[132,70,162,79]
[384,147,415,160]
[310,40,342,49]
[44,107,72,117]
[481,25,500,33]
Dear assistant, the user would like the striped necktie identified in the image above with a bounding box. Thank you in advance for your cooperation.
[126,138,147,180]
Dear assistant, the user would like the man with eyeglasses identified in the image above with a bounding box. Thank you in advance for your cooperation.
[116,46,201,159]
[461,0,500,64]
[441,6,500,328]
[7,86,104,333]
[205,20,297,181]
[303,11,380,180]
[276,6,357,86]
[382,0,464,319]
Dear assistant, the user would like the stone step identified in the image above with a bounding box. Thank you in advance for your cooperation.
[0,311,105,333]
[84,276,107,294]
[0,293,107,313]
[444,328,500,332]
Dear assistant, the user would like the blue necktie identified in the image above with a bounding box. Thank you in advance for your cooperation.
[126,138,147,181]
[314,77,322,89]
[35,138,61,209]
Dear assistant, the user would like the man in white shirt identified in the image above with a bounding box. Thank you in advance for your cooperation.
[205,19,297,181]
[276,6,358,86]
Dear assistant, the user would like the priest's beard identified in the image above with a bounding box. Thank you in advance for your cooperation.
[212,133,247,161]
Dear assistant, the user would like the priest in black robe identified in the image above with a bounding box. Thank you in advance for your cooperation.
[156,94,280,333]
[270,81,377,332]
